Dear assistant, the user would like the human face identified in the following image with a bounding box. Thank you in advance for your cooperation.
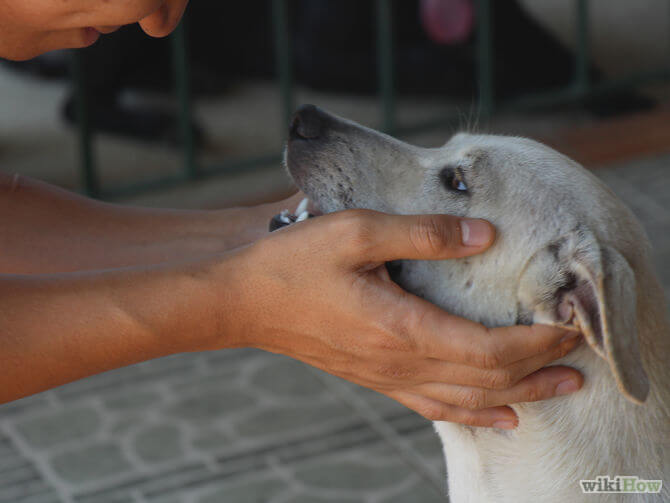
[0,0,189,61]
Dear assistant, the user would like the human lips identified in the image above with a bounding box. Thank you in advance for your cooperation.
[81,27,101,46]
[94,25,122,34]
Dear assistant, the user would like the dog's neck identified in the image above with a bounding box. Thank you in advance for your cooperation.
[427,260,670,502]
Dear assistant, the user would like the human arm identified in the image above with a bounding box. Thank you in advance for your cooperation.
[0,173,301,274]
[0,256,237,403]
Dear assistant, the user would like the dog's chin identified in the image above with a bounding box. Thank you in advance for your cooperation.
[303,195,327,216]
[295,180,365,215]
[286,168,343,216]
[307,196,348,215]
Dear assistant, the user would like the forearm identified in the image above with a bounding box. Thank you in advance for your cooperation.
[0,173,296,274]
[0,255,239,403]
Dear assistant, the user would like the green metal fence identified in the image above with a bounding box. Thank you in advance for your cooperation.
[71,0,670,199]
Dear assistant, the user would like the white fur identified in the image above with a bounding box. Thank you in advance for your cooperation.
[286,109,670,502]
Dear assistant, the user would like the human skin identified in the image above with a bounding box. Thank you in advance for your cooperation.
[0,174,583,428]
[0,0,189,61]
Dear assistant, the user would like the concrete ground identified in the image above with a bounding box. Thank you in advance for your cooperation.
[0,62,669,503]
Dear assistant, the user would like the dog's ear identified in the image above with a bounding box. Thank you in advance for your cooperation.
[518,228,649,404]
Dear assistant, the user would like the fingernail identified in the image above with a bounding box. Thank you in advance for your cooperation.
[555,379,580,396]
[492,420,517,430]
[460,219,494,247]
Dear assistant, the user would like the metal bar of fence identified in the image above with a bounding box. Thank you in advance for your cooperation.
[476,0,494,117]
[171,19,197,179]
[574,0,591,93]
[376,0,396,134]
[70,52,100,198]
[273,0,295,133]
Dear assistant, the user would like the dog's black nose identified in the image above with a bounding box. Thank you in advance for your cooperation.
[290,104,324,140]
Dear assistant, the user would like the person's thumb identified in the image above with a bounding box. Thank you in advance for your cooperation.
[332,210,496,263]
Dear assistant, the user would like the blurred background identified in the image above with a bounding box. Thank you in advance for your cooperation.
[0,1,669,502]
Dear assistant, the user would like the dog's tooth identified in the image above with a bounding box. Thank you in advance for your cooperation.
[296,211,309,222]
[279,210,291,224]
[295,198,309,216]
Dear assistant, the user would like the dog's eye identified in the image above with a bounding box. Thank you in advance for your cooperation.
[440,167,468,193]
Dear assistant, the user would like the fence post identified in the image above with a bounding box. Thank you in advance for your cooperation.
[273,0,295,133]
[376,0,396,134]
[574,0,591,94]
[476,0,494,117]
[70,51,100,198]
[171,19,197,179]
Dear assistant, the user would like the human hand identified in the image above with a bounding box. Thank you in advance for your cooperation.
[220,209,583,429]
[0,0,189,60]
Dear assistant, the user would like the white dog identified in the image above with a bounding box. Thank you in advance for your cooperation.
[284,105,670,502]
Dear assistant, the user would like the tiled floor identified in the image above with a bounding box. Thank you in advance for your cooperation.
[0,350,445,503]
[0,151,668,503]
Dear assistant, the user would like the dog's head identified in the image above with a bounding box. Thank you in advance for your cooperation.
[285,104,650,404]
